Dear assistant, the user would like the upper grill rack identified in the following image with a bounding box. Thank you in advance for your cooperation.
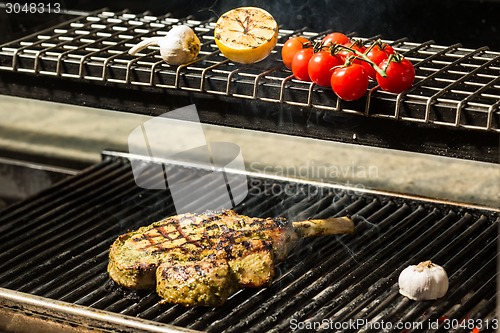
[0,9,499,132]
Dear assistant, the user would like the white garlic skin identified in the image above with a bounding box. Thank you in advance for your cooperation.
[398,261,449,301]
[159,25,200,65]
[128,25,200,65]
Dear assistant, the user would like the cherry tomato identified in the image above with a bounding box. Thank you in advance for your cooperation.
[364,42,395,79]
[351,40,367,53]
[334,40,372,83]
[308,51,344,87]
[382,43,395,55]
[291,47,314,81]
[338,40,366,60]
[321,32,350,47]
[282,36,311,69]
[330,63,369,101]
[376,56,415,93]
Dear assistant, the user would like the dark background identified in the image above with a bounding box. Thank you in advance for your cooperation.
[1,0,500,51]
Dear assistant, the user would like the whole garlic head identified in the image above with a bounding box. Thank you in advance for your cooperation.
[128,25,200,65]
[398,260,449,301]
[159,25,200,65]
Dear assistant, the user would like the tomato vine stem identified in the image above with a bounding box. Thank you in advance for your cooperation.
[331,43,388,78]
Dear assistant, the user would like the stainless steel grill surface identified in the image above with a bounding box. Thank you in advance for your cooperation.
[0,9,500,132]
[0,152,497,332]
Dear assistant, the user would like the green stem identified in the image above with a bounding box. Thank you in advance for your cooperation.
[363,39,379,55]
[334,44,387,77]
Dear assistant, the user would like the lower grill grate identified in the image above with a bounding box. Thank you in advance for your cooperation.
[0,154,497,332]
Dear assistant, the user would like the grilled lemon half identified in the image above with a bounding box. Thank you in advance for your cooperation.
[214,7,279,64]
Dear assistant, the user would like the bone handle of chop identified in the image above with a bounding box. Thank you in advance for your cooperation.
[292,216,354,238]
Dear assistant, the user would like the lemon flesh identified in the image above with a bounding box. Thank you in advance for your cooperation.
[214,7,278,64]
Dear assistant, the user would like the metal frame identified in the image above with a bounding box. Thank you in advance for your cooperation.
[0,287,199,333]
[103,150,500,213]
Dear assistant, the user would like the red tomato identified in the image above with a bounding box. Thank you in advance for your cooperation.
[337,40,367,76]
[335,40,371,83]
[331,63,369,101]
[359,61,376,81]
[382,43,395,55]
[291,48,314,81]
[351,41,367,53]
[376,56,415,93]
[321,32,350,47]
[338,40,366,59]
[282,36,311,69]
[308,51,344,87]
[365,42,395,79]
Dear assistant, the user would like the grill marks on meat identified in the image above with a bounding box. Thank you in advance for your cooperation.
[128,211,287,257]
[108,210,354,306]
[108,210,290,304]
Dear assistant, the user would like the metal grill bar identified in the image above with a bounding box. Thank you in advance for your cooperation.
[0,9,499,132]
[0,153,497,333]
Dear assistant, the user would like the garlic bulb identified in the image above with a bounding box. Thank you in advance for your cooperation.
[398,260,449,301]
[129,25,200,65]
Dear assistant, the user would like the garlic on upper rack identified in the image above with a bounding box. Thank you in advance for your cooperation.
[128,25,200,65]
[398,260,449,301]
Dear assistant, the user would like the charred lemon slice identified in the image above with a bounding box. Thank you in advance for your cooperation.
[214,7,278,64]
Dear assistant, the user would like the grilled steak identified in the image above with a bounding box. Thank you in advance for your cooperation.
[108,210,354,306]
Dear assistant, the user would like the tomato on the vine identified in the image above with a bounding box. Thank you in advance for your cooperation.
[284,33,415,98]
[308,51,343,87]
[376,55,415,93]
[381,43,395,55]
[364,42,395,79]
[282,36,311,69]
[321,32,350,47]
[338,40,366,60]
[291,47,314,81]
[331,63,369,101]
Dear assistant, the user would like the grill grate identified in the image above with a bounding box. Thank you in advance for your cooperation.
[0,9,499,132]
[0,152,497,332]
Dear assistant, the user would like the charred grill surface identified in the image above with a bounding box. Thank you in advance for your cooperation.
[0,154,497,332]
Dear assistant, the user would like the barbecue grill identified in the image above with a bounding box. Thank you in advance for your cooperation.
[0,4,498,333]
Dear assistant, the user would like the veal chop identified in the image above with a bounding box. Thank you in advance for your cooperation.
[108,210,354,306]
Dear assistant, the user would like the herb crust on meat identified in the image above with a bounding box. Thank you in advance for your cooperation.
[108,210,354,306]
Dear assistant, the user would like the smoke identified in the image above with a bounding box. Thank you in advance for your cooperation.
[71,0,499,49]
[187,0,498,48]
[198,0,393,37]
